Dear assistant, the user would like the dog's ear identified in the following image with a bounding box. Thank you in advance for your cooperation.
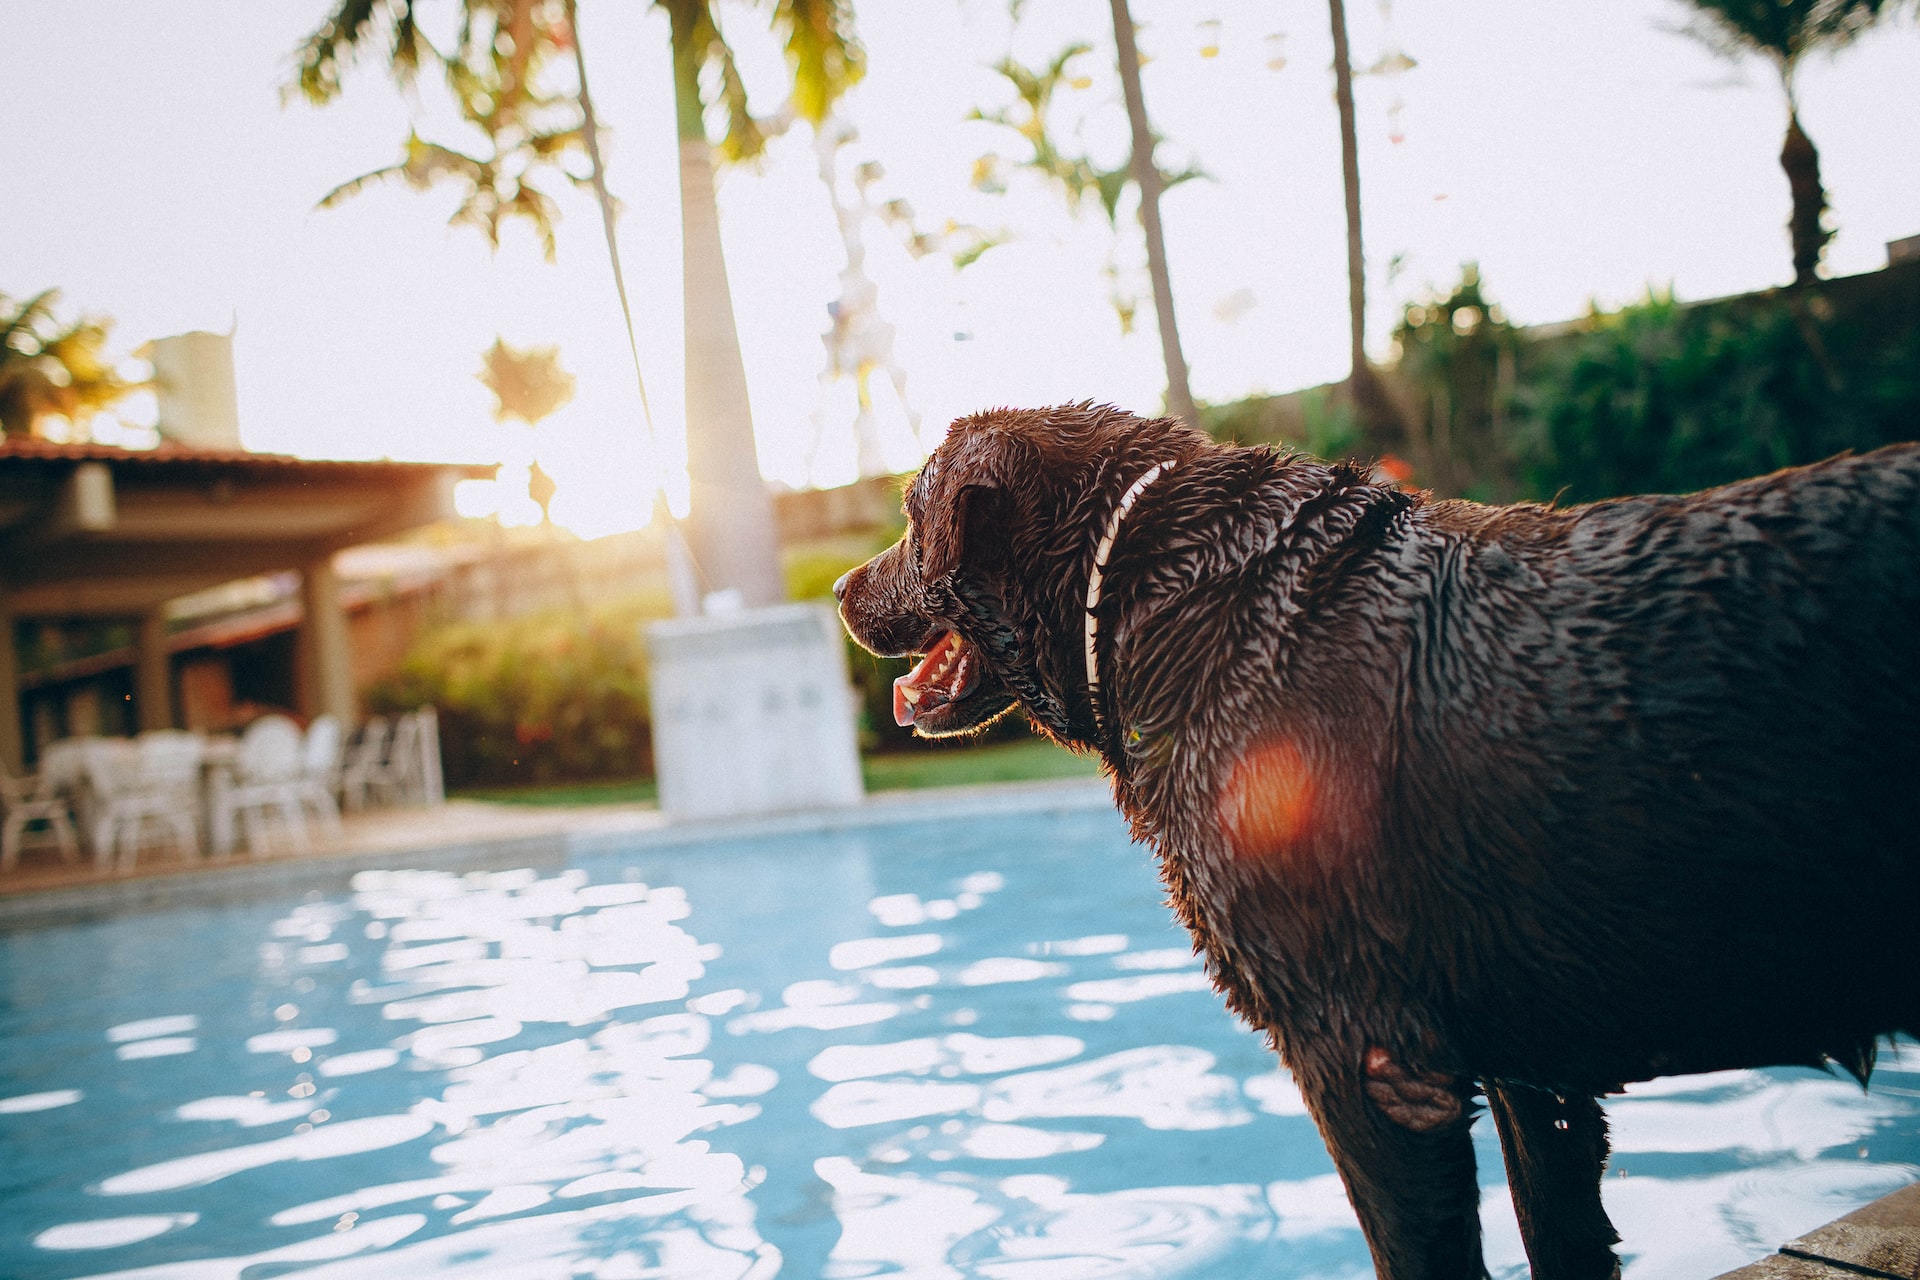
[916,427,1022,582]
[920,484,1010,581]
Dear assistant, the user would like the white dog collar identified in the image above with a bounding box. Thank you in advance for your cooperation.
[1084,459,1176,733]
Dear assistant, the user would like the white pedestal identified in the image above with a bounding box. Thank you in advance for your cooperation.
[646,602,865,819]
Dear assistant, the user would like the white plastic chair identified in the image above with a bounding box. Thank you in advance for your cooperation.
[297,714,344,837]
[88,733,203,871]
[38,739,97,856]
[1,756,80,871]
[339,716,390,813]
[338,710,446,810]
[414,706,444,806]
[374,711,423,806]
[209,716,309,857]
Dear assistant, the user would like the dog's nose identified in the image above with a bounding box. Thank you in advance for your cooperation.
[832,568,854,603]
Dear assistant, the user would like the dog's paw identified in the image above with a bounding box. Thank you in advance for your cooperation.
[1363,1046,1465,1132]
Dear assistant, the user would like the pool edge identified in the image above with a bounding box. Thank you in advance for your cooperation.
[0,777,1117,927]
[1713,1178,1920,1280]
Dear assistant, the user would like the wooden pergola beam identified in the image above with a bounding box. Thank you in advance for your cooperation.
[0,581,20,773]
[0,446,492,750]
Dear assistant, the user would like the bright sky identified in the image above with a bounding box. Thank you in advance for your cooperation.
[3,0,1916,538]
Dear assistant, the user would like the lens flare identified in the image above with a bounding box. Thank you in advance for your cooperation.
[1217,737,1319,862]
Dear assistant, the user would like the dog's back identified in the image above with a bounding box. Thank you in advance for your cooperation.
[1385,444,1920,1091]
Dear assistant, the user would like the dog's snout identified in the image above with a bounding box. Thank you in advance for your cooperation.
[832,567,856,603]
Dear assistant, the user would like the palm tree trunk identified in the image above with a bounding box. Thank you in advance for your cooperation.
[1107,0,1199,427]
[563,0,702,616]
[668,2,786,609]
[1327,0,1399,448]
[1780,103,1831,287]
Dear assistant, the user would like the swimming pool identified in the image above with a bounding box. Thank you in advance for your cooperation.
[2,797,1915,1279]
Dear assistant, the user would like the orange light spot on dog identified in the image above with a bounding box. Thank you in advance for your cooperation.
[1218,737,1319,860]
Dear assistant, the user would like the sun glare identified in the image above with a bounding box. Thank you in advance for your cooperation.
[1218,736,1320,862]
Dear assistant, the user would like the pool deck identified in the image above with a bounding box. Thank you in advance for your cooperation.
[2,778,1915,1270]
[0,799,616,897]
[1715,1180,1920,1280]
[0,778,1116,921]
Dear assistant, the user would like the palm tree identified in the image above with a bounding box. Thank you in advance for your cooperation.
[0,290,140,439]
[291,0,864,609]
[1326,0,1401,447]
[972,39,1202,424]
[972,45,1105,203]
[1672,0,1905,286]
[478,336,573,526]
[1106,0,1198,426]
[478,337,575,428]
[294,1,585,259]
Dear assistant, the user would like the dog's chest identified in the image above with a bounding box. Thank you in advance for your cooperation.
[1114,714,1404,1036]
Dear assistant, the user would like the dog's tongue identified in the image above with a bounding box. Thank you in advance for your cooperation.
[893,631,977,726]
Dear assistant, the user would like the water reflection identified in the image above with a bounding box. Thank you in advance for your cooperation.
[1541,1066,1920,1280]
[0,1088,83,1113]
[815,1158,1277,1278]
[1609,1068,1900,1158]
[0,809,1915,1280]
[828,935,941,970]
[101,1115,436,1195]
[34,1216,198,1251]
[39,863,785,1278]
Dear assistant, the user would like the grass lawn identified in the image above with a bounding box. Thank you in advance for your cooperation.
[452,777,660,807]
[451,736,1100,807]
[862,736,1101,791]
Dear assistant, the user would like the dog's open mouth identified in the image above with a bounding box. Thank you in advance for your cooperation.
[893,630,980,727]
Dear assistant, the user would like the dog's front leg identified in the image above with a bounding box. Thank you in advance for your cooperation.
[1295,1048,1487,1280]
[1486,1083,1621,1280]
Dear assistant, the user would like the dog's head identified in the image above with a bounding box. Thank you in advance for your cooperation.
[835,403,1213,745]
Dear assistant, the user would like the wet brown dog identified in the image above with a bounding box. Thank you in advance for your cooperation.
[834,402,1920,1280]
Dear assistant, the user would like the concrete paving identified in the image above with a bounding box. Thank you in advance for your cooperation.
[1715,1181,1920,1280]
[0,778,1116,922]
[0,798,643,900]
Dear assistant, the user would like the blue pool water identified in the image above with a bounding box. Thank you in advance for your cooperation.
[1,801,1916,1279]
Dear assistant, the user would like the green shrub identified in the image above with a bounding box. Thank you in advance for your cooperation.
[1203,263,1920,505]
[379,512,1057,785]
[1200,384,1362,464]
[1514,289,1908,503]
[1392,264,1523,501]
[368,594,662,787]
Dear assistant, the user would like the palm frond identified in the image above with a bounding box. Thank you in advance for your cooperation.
[1,289,63,353]
[0,291,138,436]
[524,124,588,167]
[1162,161,1209,190]
[502,182,563,260]
[1674,0,1898,67]
[390,1,428,82]
[949,225,1010,270]
[775,0,865,124]
[316,164,412,209]
[1094,165,1129,224]
[680,4,767,164]
[316,134,493,209]
[289,0,414,105]
[977,44,1123,216]
[447,186,505,247]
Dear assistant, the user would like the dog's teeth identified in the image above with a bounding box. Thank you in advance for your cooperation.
[901,687,921,706]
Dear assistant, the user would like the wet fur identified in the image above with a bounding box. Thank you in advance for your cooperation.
[834,403,1920,1280]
